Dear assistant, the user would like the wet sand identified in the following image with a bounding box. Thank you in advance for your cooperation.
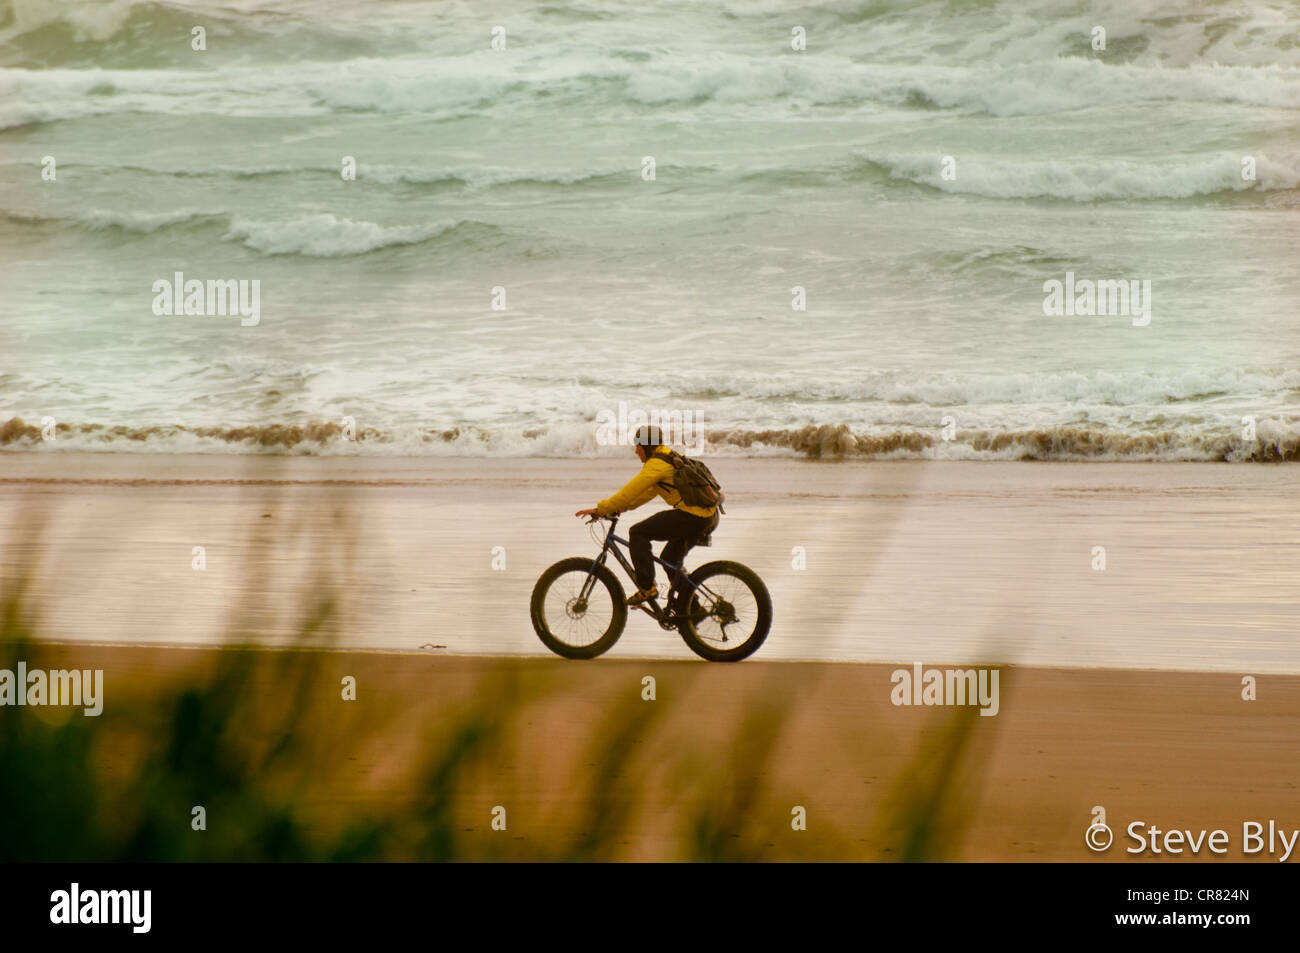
[1,454,1297,672]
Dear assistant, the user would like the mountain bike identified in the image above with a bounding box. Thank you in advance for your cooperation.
[530,513,772,662]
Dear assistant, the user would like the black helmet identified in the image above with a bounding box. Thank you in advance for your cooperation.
[634,425,663,451]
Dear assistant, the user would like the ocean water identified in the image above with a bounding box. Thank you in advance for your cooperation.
[1,0,1298,460]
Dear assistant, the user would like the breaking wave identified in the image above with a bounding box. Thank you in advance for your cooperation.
[5,53,1299,131]
[858,152,1300,202]
[1,207,483,256]
[4,417,1297,462]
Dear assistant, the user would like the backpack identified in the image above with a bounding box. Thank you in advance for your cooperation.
[653,450,726,514]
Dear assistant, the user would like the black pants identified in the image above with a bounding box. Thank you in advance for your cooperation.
[629,508,719,592]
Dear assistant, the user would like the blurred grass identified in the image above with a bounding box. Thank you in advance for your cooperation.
[873,700,999,862]
[0,500,999,862]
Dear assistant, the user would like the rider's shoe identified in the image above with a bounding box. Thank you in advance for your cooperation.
[626,585,658,607]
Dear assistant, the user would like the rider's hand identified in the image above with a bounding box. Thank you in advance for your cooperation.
[575,508,599,518]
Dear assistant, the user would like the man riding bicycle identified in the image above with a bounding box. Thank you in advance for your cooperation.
[575,425,720,607]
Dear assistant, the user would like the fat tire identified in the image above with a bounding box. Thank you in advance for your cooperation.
[677,560,772,662]
[530,557,628,659]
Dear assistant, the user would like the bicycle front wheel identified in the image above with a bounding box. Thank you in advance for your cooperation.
[677,560,772,662]
[530,557,628,659]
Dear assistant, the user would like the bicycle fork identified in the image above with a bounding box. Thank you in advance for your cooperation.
[577,548,614,603]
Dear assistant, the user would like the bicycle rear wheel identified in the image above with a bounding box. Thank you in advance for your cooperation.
[677,560,772,662]
[530,557,627,659]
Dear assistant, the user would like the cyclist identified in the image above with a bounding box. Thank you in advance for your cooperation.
[575,425,720,606]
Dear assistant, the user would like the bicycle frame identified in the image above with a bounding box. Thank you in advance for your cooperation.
[581,515,715,623]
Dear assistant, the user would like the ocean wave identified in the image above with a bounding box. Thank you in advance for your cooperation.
[221,213,466,257]
[543,56,1300,116]
[198,162,631,189]
[0,206,482,256]
[363,164,629,189]
[4,417,1297,463]
[0,156,653,191]
[1,207,227,234]
[857,152,1300,201]
[0,0,380,70]
[0,0,149,52]
[6,0,1299,72]
[4,52,1298,130]
[660,367,1300,409]
[705,422,1300,462]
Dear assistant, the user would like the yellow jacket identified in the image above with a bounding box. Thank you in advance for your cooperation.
[596,446,717,518]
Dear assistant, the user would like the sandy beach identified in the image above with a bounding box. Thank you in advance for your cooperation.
[5,454,1298,861]
[1,454,1297,672]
